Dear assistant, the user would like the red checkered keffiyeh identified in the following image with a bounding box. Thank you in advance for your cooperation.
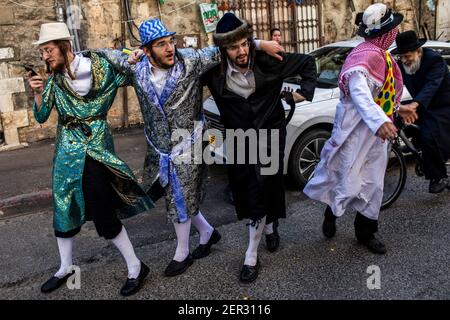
[338,27,403,108]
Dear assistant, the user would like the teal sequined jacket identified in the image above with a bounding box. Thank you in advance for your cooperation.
[33,51,154,233]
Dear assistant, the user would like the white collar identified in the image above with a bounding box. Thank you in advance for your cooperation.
[65,53,82,79]
[71,53,81,69]
[148,60,170,76]
[227,58,251,76]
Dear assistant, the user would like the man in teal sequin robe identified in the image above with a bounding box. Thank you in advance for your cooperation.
[28,22,153,296]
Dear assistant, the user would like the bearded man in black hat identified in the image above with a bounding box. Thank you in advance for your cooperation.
[202,12,316,283]
[393,30,450,193]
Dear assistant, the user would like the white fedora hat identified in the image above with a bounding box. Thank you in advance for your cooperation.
[33,22,74,45]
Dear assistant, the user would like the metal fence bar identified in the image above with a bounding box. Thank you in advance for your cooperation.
[217,0,321,53]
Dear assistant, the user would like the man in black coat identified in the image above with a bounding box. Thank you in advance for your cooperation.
[202,13,316,283]
[393,31,450,193]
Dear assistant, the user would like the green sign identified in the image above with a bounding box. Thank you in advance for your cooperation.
[199,3,219,33]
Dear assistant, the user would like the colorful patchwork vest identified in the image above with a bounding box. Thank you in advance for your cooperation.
[374,51,396,120]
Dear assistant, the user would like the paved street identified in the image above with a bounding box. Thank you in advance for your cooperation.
[0,128,449,300]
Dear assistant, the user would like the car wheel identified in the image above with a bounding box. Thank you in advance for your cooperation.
[288,129,331,188]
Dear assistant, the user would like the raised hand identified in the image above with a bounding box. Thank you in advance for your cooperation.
[128,49,144,65]
[260,40,284,61]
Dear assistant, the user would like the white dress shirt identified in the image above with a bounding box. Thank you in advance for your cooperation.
[225,59,256,99]
[148,61,169,98]
[65,53,92,96]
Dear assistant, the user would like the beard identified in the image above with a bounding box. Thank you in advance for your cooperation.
[403,59,421,75]
[46,59,66,74]
[150,49,175,69]
[233,54,249,68]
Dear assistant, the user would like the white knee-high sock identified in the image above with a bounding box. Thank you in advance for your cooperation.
[264,222,274,235]
[55,237,74,279]
[244,216,266,266]
[173,219,191,262]
[111,226,141,279]
[191,211,214,245]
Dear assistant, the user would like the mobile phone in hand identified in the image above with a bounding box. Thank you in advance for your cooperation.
[18,63,38,76]
[24,64,38,76]
[9,62,39,76]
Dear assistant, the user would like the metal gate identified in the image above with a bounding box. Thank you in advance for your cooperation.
[217,0,322,53]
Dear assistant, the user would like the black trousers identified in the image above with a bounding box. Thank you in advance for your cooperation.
[147,179,166,202]
[354,212,378,242]
[55,156,123,240]
[325,206,378,241]
[421,132,448,181]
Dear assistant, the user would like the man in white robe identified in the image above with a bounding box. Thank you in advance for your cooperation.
[304,3,412,254]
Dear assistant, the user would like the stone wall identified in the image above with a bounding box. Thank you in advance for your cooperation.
[436,0,450,40]
[320,0,434,44]
[0,45,29,151]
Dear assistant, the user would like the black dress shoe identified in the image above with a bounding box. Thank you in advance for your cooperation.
[192,229,222,259]
[239,260,260,284]
[429,178,448,193]
[359,238,387,254]
[265,220,280,253]
[164,254,194,277]
[41,271,74,294]
[322,208,336,238]
[265,233,280,253]
[120,261,150,297]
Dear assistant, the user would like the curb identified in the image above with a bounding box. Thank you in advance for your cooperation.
[0,190,52,219]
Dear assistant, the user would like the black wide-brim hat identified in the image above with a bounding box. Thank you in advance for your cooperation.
[391,30,426,54]
[357,5,403,39]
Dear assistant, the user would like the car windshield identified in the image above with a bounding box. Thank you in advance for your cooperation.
[283,46,353,89]
[310,46,353,88]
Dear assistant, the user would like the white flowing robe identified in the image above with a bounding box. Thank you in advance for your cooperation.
[303,72,392,220]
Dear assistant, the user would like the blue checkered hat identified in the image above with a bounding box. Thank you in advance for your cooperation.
[139,18,176,48]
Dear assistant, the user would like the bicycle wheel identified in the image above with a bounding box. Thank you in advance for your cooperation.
[381,143,407,210]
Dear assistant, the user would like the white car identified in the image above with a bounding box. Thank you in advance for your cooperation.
[203,39,450,187]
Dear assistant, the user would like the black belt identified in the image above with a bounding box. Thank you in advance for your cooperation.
[60,115,106,137]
